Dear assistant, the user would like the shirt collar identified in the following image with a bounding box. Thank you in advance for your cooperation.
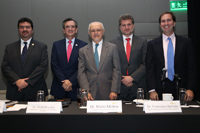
[162,33,175,41]
[122,34,133,42]
[66,37,75,44]
[21,37,32,45]
[92,39,103,46]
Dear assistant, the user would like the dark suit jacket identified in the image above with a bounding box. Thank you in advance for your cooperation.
[145,35,197,100]
[1,39,48,101]
[78,41,121,100]
[50,38,87,100]
[110,35,147,99]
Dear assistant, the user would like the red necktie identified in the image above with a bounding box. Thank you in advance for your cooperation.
[67,40,72,62]
[126,38,131,75]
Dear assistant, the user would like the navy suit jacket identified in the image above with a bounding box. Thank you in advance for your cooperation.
[145,35,197,99]
[50,38,87,100]
[1,39,48,101]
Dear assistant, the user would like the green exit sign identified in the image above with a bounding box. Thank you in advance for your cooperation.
[170,1,187,11]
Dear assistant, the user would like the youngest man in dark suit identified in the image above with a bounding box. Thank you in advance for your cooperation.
[145,12,197,100]
[50,18,87,101]
[1,17,48,101]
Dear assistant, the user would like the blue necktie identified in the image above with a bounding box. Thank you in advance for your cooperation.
[167,37,174,81]
[21,42,28,65]
[94,44,99,69]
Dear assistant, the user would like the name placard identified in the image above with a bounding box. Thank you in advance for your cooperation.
[87,100,122,113]
[0,102,6,113]
[26,102,62,113]
[143,101,182,113]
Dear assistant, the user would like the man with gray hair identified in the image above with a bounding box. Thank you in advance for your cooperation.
[110,14,147,101]
[78,21,121,100]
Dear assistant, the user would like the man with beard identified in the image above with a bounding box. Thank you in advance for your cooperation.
[110,14,147,101]
[78,21,121,100]
[1,17,48,101]
[50,18,87,101]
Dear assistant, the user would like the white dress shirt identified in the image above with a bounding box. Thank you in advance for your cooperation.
[66,37,75,51]
[122,34,133,53]
[162,33,176,78]
[20,37,32,54]
[92,39,103,61]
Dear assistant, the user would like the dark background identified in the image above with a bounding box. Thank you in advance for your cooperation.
[0,0,199,100]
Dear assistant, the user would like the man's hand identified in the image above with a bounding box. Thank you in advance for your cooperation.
[121,76,133,87]
[62,80,72,91]
[109,92,117,100]
[186,90,194,101]
[16,78,29,91]
[149,91,159,100]
[88,92,94,100]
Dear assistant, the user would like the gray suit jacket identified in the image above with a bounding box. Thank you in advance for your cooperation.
[78,41,121,100]
[110,35,147,97]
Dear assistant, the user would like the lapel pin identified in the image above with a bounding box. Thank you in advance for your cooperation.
[32,43,34,46]
[75,44,78,46]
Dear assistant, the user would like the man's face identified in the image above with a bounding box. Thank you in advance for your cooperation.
[119,19,134,37]
[88,22,105,43]
[63,20,78,39]
[160,14,176,36]
[18,22,33,41]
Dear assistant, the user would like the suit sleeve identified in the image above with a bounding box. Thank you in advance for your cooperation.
[186,39,197,91]
[26,44,48,86]
[77,48,90,91]
[1,45,20,84]
[145,41,156,91]
[130,39,147,83]
[111,45,121,93]
[51,43,67,86]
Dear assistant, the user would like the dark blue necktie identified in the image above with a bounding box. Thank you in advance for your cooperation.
[21,42,28,64]
[94,44,99,69]
[167,37,174,81]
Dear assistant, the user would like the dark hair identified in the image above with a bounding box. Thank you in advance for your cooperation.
[62,18,78,29]
[159,11,176,24]
[119,14,134,26]
[18,17,33,29]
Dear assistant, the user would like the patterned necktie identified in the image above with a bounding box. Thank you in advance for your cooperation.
[21,42,27,64]
[126,38,131,75]
[94,44,99,69]
[67,40,72,62]
[167,37,174,81]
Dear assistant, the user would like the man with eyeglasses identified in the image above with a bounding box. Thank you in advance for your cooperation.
[50,18,87,101]
[110,14,147,101]
[1,17,48,101]
[78,21,121,100]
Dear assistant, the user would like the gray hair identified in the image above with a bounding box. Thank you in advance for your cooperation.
[88,21,105,32]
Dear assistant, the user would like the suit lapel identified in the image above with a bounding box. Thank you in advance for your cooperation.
[98,41,109,71]
[156,36,165,67]
[68,39,78,67]
[16,40,23,68]
[86,43,97,71]
[118,36,127,62]
[23,39,34,67]
[130,35,138,59]
[174,35,183,66]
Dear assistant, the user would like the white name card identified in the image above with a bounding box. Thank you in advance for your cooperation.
[87,100,122,113]
[0,102,6,113]
[143,101,182,113]
[26,102,62,114]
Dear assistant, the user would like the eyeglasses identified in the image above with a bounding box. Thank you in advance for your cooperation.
[19,26,31,29]
[90,29,103,33]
